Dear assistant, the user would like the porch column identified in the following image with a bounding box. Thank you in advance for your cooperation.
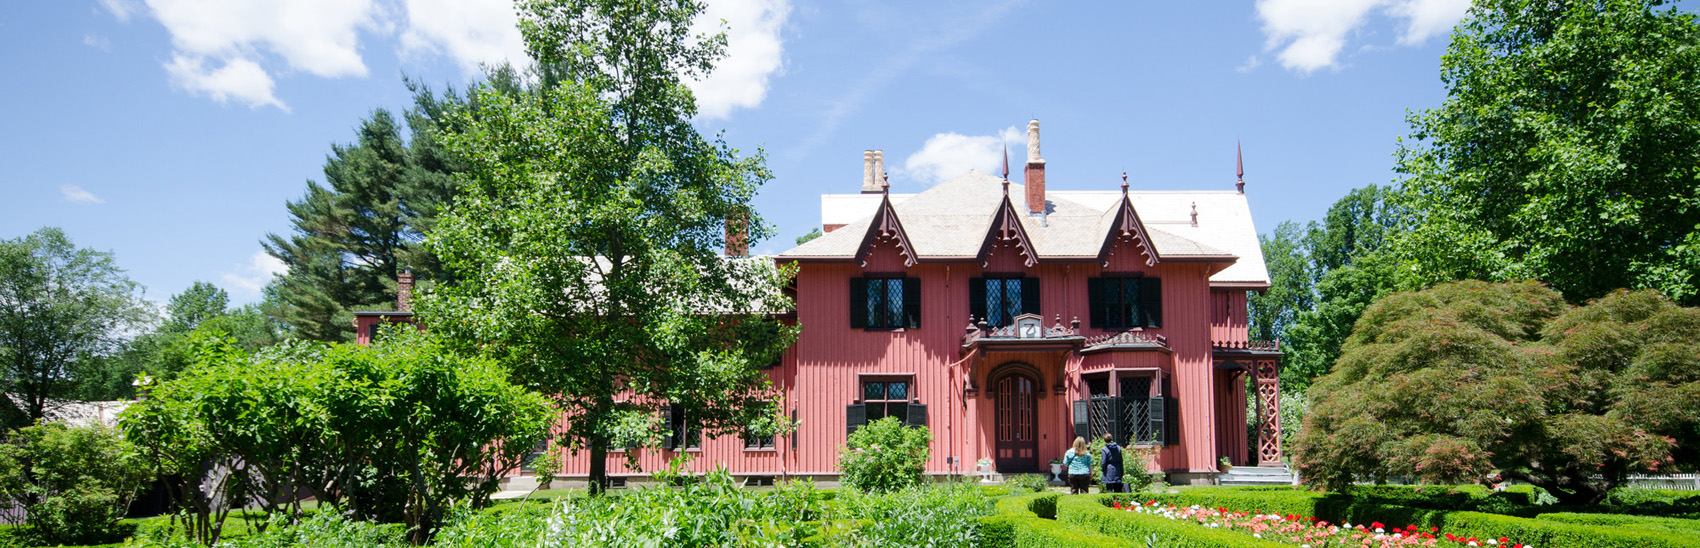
[1254,359,1282,466]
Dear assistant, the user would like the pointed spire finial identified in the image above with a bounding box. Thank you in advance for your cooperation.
[1236,141,1246,194]
[1121,171,1129,194]
[1191,202,1198,226]
[882,173,890,195]
[1002,144,1010,180]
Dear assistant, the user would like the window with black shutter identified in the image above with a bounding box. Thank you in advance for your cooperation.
[663,405,700,450]
[1087,277,1163,329]
[850,277,918,329]
[862,379,911,423]
[968,277,1040,327]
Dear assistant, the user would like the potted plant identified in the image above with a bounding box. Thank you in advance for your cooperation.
[1049,458,1064,482]
[1218,456,1233,474]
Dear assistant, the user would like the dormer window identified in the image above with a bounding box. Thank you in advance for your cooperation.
[970,277,1040,327]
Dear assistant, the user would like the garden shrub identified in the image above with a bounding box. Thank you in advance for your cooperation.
[1537,512,1700,534]
[837,416,930,492]
[0,421,150,546]
[979,492,1134,548]
[836,480,992,547]
[1006,473,1049,493]
[1056,495,1288,547]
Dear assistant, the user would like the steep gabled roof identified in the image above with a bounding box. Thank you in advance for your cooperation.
[780,171,1260,283]
[855,192,917,267]
[977,183,1038,268]
[1097,190,1161,267]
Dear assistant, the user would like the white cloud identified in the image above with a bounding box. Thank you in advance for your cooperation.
[400,0,529,76]
[221,251,288,297]
[1255,0,1469,73]
[143,0,384,110]
[60,185,104,205]
[901,127,1023,186]
[1391,0,1471,45]
[98,0,141,23]
[83,33,112,52]
[687,0,791,119]
[165,54,288,111]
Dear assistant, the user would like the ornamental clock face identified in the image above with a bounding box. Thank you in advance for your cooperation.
[1018,318,1042,338]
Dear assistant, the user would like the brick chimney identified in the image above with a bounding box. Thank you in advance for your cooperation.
[397,269,414,312]
[725,208,750,257]
[1024,119,1046,217]
[873,150,887,191]
[861,150,881,193]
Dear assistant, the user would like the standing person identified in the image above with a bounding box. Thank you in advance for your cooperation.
[1063,436,1093,495]
[1100,433,1124,493]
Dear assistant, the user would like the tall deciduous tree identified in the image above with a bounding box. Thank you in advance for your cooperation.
[1396,0,1700,304]
[1294,280,1700,504]
[426,0,795,494]
[0,228,151,427]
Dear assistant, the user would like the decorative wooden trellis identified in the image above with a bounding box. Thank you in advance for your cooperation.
[1255,359,1283,466]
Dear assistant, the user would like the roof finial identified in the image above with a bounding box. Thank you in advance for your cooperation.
[1236,141,1245,194]
[882,173,890,195]
[1191,202,1198,227]
[1001,144,1010,180]
[1120,171,1129,194]
[1002,178,1010,196]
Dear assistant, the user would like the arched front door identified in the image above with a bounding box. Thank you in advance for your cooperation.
[994,371,1039,472]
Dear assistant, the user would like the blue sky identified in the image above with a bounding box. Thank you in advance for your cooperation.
[0,0,1469,306]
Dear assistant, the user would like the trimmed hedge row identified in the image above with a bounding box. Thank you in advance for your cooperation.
[1056,495,1289,548]
[1118,487,1700,548]
[978,493,1136,548]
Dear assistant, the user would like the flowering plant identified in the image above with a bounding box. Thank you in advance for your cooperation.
[1110,500,1533,548]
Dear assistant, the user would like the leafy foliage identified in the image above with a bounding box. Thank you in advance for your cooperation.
[838,417,931,493]
[1394,0,1700,305]
[0,227,153,427]
[120,329,552,544]
[428,0,794,494]
[0,422,151,545]
[1293,280,1700,504]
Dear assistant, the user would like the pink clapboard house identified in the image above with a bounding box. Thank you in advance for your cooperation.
[357,119,1285,486]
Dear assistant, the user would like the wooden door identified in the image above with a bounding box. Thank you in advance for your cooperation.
[994,373,1039,472]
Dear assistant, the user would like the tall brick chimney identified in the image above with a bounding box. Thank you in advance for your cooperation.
[397,269,414,312]
[861,150,881,193]
[1024,119,1047,218]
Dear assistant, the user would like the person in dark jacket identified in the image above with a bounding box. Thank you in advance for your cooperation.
[1100,433,1124,493]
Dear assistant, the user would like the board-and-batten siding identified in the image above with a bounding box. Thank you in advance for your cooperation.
[545,233,1251,478]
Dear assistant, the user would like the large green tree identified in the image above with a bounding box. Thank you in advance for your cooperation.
[0,228,151,427]
[263,96,468,342]
[1294,280,1700,504]
[1396,0,1700,304]
[425,0,795,494]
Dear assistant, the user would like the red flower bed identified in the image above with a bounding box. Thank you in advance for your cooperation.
[1110,500,1531,548]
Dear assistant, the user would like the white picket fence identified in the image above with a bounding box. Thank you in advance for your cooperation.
[1623,473,1700,490]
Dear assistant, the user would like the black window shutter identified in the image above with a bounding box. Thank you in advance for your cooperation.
[968,278,987,324]
[1140,277,1163,328]
[1165,395,1179,447]
[846,404,867,436]
[661,406,677,450]
[1106,396,1123,445]
[849,278,869,328]
[906,403,928,428]
[1148,396,1165,446]
[1086,278,1106,327]
[903,278,921,329]
[1072,399,1088,440]
[1021,278,1041,316]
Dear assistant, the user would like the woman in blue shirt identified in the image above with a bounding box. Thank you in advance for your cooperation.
[1062,436,1093,494]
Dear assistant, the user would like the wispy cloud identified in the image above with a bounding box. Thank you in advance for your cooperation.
[144,0,385,110]
[792,0,1024,160]
[399,0,529,76]
[901,126,1022,186]
[60,185,104,205]
[83,33,112,52]
[221,251,288,298]
[97,0,141,23]
[1255,0,1469,73]
[165,54,288,111]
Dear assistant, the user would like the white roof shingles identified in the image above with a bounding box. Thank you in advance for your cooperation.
[779,171,1270,286]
